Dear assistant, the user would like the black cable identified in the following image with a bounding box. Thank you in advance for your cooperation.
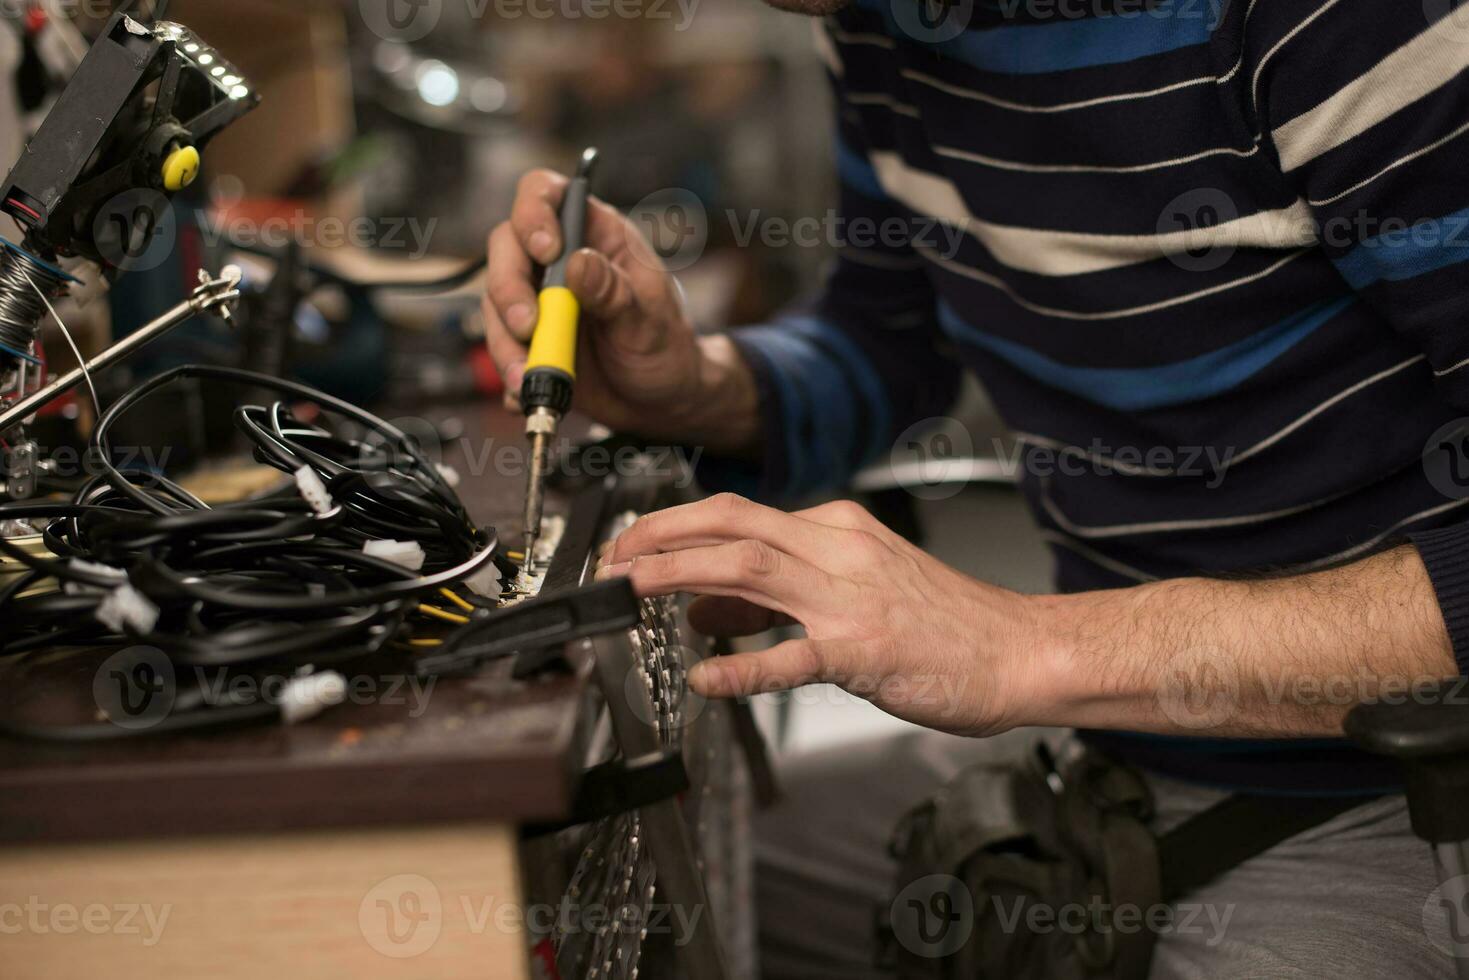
[0,364,499,740]
[222,239,487,295]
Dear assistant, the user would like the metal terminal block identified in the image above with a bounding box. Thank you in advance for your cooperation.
[5,441,36,499]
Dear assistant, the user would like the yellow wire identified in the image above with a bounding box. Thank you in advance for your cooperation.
[439,588,475,613]
[417,603,470,625]
[408,638,443,648]
[506,550,525,561]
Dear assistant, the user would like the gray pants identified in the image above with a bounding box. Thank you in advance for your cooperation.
[756,729,1457,979]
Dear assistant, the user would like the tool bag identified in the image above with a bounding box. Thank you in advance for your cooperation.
[876,744,1376,980]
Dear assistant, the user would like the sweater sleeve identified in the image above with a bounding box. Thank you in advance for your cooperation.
[696,23,962,504]
[1251,2,1469,674]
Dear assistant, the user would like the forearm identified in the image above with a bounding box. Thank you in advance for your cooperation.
[1035,545,1459,738]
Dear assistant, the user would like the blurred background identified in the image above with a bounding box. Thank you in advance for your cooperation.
[0,0,838,438]
[11,0,834,390]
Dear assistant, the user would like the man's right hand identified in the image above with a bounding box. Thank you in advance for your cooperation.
[483,169,759,455]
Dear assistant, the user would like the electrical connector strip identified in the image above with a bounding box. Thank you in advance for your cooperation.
[94,582,160,635]
[503,513,565,604]
[294,464,335,516]
[364,539,427,572]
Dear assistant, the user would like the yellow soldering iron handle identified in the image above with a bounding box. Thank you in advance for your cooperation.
[525,286,580,380]
[520,147,596,418]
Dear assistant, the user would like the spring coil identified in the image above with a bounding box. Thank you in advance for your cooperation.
[0,242,68,363]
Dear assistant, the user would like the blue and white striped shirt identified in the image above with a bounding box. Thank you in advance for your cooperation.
[714,0,1469,793]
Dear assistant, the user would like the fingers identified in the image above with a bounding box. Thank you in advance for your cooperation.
[484,294,527,400]
[687,595,795,637]
[608,493,849,569]
[509,169,569,266]
[485,221,538,345]
[483,245,651,406]
[795,498,906,547]
[794,499,878,531]
[489,166,687,398]
[687,639,832,698]
[494,171,634,343]
[488,179,656,370]
[482,221,531,406]
[506,167,675,317]
[484,207,642,402]
[598,538,833,615]
[509,168,638,266]
[564,249,636,321]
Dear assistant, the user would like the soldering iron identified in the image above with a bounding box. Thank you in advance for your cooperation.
[520,147,598,572]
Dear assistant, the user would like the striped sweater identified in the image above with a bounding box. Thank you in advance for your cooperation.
[710,0,1469,793]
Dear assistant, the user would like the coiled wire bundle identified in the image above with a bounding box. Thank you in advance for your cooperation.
[0,364,502,737]
[0,238,70,368]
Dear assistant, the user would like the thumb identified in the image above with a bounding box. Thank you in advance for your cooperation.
[688,639,827,698]
[566,248,635,321]
[567,247,672,355]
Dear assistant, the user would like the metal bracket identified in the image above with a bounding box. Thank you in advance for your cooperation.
[521,748,689,839]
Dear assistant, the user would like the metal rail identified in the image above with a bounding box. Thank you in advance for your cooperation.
[0,267,241,433]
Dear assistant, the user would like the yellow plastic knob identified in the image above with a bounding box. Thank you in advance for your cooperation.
[161,145,201,192]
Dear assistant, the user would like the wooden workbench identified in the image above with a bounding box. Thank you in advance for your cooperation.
[0,401,615,980]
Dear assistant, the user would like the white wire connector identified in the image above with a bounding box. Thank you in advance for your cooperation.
[95,583,160,635]
[363,539,426,571]
[63,559,126,595]
[294,465,334,516]
[278,671,347,724]
[464,563,503,598]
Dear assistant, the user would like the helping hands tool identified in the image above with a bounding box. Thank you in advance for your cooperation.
[520,147,598,573]
[0,9,258,500]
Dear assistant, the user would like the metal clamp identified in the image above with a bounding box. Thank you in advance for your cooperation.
[521,748,689,839]
[0,267,242,434]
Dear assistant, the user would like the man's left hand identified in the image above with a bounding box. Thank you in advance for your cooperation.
[597,493,1056,736]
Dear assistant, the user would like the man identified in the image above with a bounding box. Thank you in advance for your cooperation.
[484,1,1469,975]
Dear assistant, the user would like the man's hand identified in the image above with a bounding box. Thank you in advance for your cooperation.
[484,169,759,456]
[598,493,1054,736]
[600,494,1461,740]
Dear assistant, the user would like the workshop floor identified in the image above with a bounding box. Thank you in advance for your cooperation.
[752,484,1054,754]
